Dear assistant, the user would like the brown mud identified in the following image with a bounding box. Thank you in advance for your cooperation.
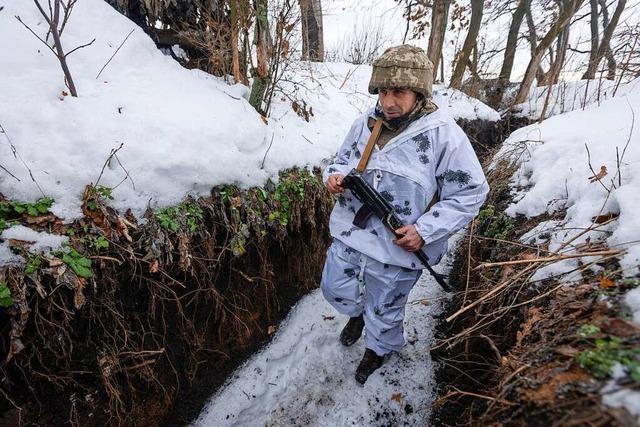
[431,123,639,426]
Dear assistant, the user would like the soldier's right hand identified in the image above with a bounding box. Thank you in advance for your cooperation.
[327,175,345,194]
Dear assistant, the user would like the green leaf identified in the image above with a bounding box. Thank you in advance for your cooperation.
[0,282,13,308]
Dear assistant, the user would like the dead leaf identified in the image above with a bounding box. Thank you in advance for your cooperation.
[521,369,589,404]
[267,325,277,335]
[592,212,619,224]
[588,165,607,183]
[599,277,616,289]
[48,258,64,268]
[391,393,403,404]
[601,318,640,338]
[74,277,86,309]
[322,315,335,321]
[554,345,580,357]
[7,239,35,250]
[149,259,159,274]
[516,307,543,346]
[420,300,431,306]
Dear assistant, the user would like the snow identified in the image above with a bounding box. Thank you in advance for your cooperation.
[0,225,68,267]
[0,0,499,228]
[601,364,640,423]
[494,77,640,281]
[625,287,640,324]
[433,87,502,122]
[194,238,460,426]
[513,79,619,120]
[492,77,640,419]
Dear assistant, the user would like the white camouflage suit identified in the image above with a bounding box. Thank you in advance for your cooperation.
[321,102,489,356]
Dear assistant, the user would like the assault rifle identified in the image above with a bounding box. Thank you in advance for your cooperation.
[342,170,451,292]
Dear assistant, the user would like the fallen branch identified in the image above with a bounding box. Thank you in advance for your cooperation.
[474,249,623,270]
[96,29,135,80]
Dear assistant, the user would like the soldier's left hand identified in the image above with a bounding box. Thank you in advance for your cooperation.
[393,224,424,252]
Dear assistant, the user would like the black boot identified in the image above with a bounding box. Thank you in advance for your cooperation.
[355,348,384,384]
[339,314,365,347]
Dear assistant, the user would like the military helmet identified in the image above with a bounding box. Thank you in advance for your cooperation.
[368,45,434,99]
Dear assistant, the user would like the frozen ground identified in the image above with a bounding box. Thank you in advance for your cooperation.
[193,239,459,426]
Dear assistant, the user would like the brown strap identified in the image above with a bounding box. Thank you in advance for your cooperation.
[356,119,384,173]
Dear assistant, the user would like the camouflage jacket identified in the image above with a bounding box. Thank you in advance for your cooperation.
[322,102,489,269]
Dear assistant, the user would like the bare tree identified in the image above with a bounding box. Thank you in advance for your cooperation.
[427,0,451,82]
[486,0,529,107]
[513,0,585,105]
[16,0,94,97]
[450,0,484,89]
[299,0,324,61]
[249,0,271,113]
[582,0,627,79]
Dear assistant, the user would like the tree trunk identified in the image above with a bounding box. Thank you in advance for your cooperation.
[583,0,600,79]
[583,0,626,79]
[488,0,529,107]
[450,0,484,89]
[299,0,325,62]
[427,0,451,82]
[249,0,270,113]
[513,0,584,105]
[525,3,547,84]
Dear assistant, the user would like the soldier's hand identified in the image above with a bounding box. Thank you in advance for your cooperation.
[393,224,424,252]
[327,174,345,194]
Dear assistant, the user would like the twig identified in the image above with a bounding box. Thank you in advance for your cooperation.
[95,143,124,187]
[14,15,56,55]
[0,123,46,197]
[64,37,95,57]
[440,386,516,406]
[584,143,612,192]
[474,249,623,270]
[0,164,21,182]
[446,265,538,323]
[96,29,135,79]
[260,133,275,169]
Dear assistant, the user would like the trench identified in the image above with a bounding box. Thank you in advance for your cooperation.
[0,117,518,427]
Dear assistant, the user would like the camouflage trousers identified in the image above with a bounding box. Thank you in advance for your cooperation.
[320,240,422,356]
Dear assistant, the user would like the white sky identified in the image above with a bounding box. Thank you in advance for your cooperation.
[321,0,639,83]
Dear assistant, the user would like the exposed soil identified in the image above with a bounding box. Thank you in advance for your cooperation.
[431,119,639,426]
[0,169,332,426]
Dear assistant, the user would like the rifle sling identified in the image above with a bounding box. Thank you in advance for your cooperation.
[356,118,383,173]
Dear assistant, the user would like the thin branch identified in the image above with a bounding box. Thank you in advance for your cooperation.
[64,37,96,58]
[14,15,56,55]
[96,29,135,79]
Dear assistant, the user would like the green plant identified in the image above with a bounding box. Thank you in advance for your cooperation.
[55,246,93,279]
[268,173,312,226]
[0,218,17,232]
[0,282,13,308]
[576,335,640,382]
[477,204,515,240]
[0,196,54,219]
[25,254,43,275]
[95,185,114,200]
[577,324,600,337]
[155,200,203,233]
[77,234,109,250]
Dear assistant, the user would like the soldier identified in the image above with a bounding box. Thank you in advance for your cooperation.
[321,45,489,384]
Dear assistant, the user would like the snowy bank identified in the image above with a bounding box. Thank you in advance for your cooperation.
[493,77,640,418]
[0,0,500,226]
[495,77,640,279]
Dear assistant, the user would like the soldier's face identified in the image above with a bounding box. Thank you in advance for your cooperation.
[378,88,417,120]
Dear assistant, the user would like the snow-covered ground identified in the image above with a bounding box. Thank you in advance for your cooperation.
[0,0,498,226]
[194,239,458,426]
[494,76,640,418]
[512,79,630,120]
